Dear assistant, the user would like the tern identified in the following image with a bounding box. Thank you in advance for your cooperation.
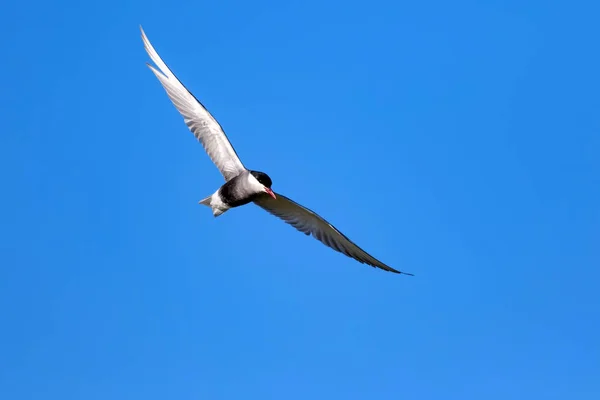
[141,27,412,275]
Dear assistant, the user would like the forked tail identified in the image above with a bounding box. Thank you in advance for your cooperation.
[199,195,212,207]
[199,192,227,216]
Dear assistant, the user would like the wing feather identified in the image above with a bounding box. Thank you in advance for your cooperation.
[254,193,413,275]
[141,27,245,181]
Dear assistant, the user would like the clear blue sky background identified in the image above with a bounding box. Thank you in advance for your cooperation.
[1,0,598,399]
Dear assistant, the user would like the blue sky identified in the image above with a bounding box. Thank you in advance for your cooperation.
[1,0,599,398]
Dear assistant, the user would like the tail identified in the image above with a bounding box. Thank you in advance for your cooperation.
[199,192,228,217]
[199,195,212,207]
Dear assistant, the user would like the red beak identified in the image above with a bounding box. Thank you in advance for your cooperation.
[264,187,276,199]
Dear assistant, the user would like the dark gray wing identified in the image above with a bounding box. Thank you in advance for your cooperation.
[141,27,246,181]
[254,193,413,274]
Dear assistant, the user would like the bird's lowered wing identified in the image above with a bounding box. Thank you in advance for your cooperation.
[141,27,246,181]
[254,193,413,274]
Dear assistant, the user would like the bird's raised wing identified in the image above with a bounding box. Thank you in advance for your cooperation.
[141,27,246,181]
[254,193,413,274]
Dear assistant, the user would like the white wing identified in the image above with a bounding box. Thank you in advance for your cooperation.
[141,27,246,181]
[254,193,413,274]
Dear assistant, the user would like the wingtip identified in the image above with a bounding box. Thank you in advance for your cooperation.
[140,25,152,49]
[386,267,414,276]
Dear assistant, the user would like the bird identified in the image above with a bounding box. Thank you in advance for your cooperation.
[140,26,413,275]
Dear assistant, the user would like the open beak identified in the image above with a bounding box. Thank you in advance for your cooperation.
[264,187,276,199]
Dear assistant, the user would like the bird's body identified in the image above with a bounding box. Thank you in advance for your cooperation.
[141,26,413,275]
[200,170,273,216]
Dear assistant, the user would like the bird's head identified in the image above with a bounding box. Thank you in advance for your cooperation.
[250,170,276,199]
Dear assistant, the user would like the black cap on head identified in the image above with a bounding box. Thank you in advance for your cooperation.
[250,170,273,188]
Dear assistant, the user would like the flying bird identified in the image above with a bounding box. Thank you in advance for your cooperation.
[141,27,413,275]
